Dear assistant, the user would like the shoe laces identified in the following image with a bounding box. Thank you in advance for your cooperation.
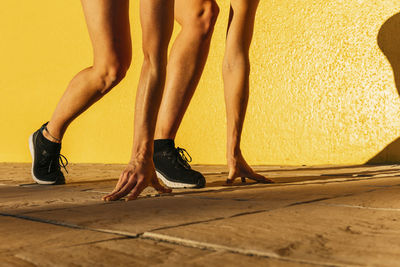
[48,153,69,174]
[176,147,192,169]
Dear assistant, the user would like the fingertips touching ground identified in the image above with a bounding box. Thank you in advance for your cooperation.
[102,173,129,201]
[105,178,137,201]
[151,176,172,194]
[226,173,274,185]
[226,177,235,184]
[125,181,147,201]
[251,173,274,184]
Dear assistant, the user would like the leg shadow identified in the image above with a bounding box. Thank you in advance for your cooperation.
[368,12,400,164]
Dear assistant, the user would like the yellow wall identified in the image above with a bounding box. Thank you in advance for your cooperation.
[2,0,400,165]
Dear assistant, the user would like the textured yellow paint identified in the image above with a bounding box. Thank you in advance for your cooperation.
[1,1,400,165]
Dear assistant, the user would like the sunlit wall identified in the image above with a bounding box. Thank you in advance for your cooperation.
[1,0,400,165]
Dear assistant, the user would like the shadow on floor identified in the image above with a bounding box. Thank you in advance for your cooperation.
[368,12,400,164]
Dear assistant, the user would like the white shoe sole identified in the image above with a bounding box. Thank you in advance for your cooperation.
[156,170,199,189]
[29,133,57,185]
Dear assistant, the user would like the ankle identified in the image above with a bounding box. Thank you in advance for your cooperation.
[42,126,62,143]
[154,139,175,152]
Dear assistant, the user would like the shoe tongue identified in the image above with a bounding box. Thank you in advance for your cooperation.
[38,130,61,153]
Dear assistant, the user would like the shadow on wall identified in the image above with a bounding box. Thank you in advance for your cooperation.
[368,12,400,164]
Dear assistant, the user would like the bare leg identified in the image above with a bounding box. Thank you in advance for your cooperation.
[45,0,132,142]
[223,0,273,184]
[154,0,219,140]
[103,0,174,201]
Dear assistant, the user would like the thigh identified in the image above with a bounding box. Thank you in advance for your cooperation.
[140,0,174,58]
[174,0,218,26]
[81,0,132,67]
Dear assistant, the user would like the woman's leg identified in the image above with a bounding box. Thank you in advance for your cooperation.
[103,0,175,201]
[154,0,219,140]
[44,0,132,142]
[223,0,273,183]
[144,0,218,190]
[30,0,133,185]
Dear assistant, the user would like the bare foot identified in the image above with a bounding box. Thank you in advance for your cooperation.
[102,157,172,201]
[226,152,274,184]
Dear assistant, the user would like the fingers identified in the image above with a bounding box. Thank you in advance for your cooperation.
[103,169,137,201]
[103,170,172,202]
[102,172,129,201]
[111,172,127,194]
[226,170,238,184]
[226,177,235,184]
[107,177,138,201]
[126,176,171,201]
[249,172,274,184]
[226,177,247,184]
[151,175,172,194]
[227,172,274,184]
[126,180,147,201]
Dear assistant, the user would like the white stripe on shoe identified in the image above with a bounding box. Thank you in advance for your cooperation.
[156,170,199,189]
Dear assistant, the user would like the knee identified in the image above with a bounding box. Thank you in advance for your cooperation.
[186,1,219,39]
[96,60,130,94]
[198,1,219,37]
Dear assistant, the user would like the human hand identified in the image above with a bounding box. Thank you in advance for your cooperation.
[226,153,274,184]
[102,158,172,201]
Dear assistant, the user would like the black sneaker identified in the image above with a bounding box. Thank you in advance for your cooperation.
[153,140,205,188]
[29,123,68,185]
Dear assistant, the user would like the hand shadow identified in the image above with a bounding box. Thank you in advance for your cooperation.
[368,12,400,164]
